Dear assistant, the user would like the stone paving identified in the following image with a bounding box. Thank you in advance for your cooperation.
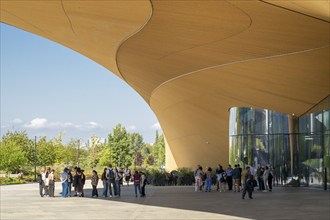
[1,181,329,220]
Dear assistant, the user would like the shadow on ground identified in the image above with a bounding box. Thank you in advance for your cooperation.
[76,184,329,220]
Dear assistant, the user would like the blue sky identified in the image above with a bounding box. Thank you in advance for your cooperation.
[0,23,161,144]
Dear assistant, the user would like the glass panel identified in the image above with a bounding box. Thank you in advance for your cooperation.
[255,109,267,134]
[254,134,269,165]
[229,108,237,136]
[228,99,329,188]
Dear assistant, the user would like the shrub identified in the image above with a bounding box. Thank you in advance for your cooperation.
[151,170,168,186]
[177,167,194,185]
[0,177,25,185]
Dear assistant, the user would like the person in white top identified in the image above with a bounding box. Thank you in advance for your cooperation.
[263,166,270,192]
[194,165,201,192]
[125,167,131,186]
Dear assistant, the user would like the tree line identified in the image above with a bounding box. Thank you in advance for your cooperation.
[0,124,165,174]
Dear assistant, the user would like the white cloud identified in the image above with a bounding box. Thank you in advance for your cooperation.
[151,122,161,130]
[24,118,48,129]
[12,118,23,124]
[48,122,80,129]
[22,118,102,131]
[85,121,102,129]
[126,125,137,131]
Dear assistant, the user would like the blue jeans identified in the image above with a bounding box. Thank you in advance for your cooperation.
[134,184,141,196]
[62,182,68,197]
[109,180,117,196]
[205,178,212,192]
[115,180,121,196]
[102,180,108,196]
[67,183,72,196]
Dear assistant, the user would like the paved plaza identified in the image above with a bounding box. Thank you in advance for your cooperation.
[1,181,329,220]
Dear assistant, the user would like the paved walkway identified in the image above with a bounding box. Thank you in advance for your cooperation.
[1,181,329,220]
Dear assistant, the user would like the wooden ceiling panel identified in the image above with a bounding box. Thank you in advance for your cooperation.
[1,0,329,169]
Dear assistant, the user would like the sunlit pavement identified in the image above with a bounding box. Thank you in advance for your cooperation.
[1,180,329,220]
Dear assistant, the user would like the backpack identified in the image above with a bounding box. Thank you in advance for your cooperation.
[107,169,115,180]
[246,174,254,188]
[37,174,43,184]
[220,172,227,183]
[269,172,273,179]
[246,178,252,187]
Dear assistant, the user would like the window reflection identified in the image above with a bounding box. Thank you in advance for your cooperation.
[229,96,330,188]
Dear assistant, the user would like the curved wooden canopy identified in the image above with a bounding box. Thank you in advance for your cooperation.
[1,0,329,170]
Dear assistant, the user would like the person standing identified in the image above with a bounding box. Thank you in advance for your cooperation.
[48,169,55,197]
[114,168,122,197]
[44,167,51,196]
[242,166,254,199]
[60,168,68,198]
[238,164,243,189]
[268,167,273,192]
[194,165,201,192]
[218,166,226,192]
[205,167,212,192]
[226,165,233,191]
[81,169,86,197]
[232,164,241,192]
[257,165,265,191]
[73,167,78,196]
[107,164,116,197]
[91,170,99,197]
[37,171,45,197]
[198,166,205,192]
[263,166,270,192]
[101,168,108,197]
[125,167,131,186]
[215,164,222,191]
[73,168,84,197]
[67,169,73,197]
[133,171,141,197]
[140,172,147,197]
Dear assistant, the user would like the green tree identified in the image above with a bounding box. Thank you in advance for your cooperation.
[99,147,111,166]
[35,136,57,167]
[51,133,66,164]
[87,136,104,168]
[141,143,152,159]
[129,133,144,167]
[152,131,165,168]
[108,124,132,167]
[142,143,154,167]
[60,138,79,167]
[0,131,33,173]
[157,135,165,167]
[144,154,155,166]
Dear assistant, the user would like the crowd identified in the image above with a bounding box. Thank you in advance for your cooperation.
[37,165,148,198]
[38,163,273,200]
[193,164,274,199]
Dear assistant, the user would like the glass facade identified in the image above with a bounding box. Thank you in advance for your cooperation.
[229,96,330,188]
